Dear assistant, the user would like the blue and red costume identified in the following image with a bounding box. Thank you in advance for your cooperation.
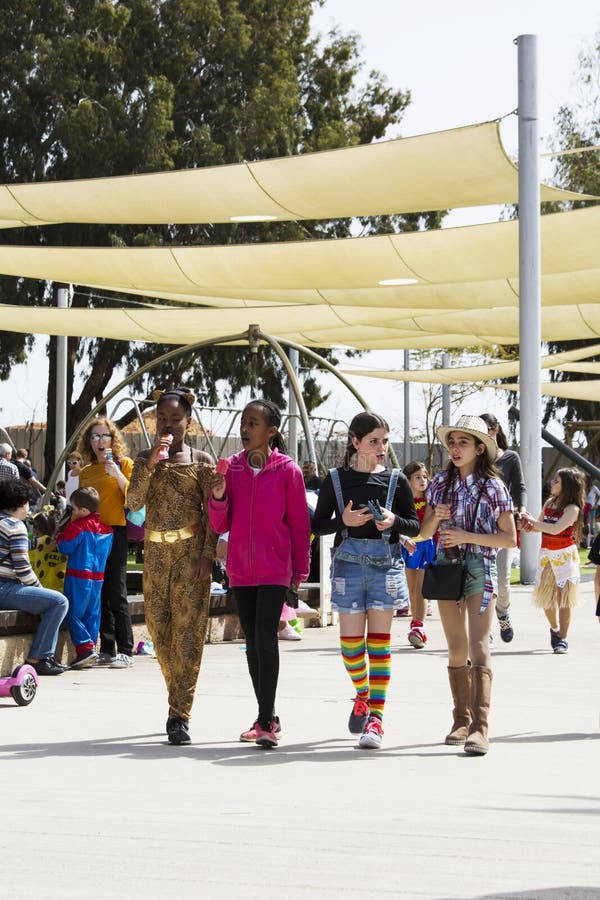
[56,514,113,656]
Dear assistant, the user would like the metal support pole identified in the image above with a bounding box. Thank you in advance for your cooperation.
[259,332,316,465]
[288,347,299,462]
[442,352,451,426]
[517,34,542,583]
[55,286,69,463]
[403,350,410,466]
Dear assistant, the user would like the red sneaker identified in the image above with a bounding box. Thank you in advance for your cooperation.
[255,721,280,748]
[408,620,427,649]
[240,716,281,742]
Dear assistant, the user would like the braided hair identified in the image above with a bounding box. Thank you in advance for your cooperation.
[244,399,288,452]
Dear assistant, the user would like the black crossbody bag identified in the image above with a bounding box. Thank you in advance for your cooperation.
[422,478,488,601]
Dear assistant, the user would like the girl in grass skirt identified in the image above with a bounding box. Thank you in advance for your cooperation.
[521,467,584,655]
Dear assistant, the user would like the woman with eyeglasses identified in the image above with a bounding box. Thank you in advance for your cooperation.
[76,418,134,668]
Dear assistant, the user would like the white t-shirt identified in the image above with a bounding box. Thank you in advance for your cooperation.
[586,485,600,507]
[65,472,79,501]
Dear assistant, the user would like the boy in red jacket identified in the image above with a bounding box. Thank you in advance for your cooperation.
[56,486,113,668]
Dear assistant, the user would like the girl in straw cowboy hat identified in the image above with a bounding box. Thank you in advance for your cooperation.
[419,415,516,755]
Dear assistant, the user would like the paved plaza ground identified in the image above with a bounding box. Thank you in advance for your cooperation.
[1,576,599,899]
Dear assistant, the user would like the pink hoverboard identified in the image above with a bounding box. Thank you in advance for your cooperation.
[0,664,39,706]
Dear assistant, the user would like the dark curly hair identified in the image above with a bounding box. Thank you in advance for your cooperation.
[0,479,34,511]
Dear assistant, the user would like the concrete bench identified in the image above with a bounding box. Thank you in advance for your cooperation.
[0,545,332,674]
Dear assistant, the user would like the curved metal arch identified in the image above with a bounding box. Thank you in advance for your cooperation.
[44,326,395,499]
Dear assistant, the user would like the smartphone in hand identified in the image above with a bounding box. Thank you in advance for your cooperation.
[366,499,384,521]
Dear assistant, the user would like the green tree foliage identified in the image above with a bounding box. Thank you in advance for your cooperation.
[0,1,440,473]
[541,31,600,463]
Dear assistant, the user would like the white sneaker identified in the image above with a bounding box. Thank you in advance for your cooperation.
[110,653,134,668]
[358,716,384,749]
[296,599,317,617]
[278,623,302,641]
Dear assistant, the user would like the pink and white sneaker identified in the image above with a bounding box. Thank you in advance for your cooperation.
[240,716,281,742]
[408,620,427,649]
[255,720,281,748]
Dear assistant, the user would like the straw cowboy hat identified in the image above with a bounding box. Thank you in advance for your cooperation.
[436,415,498,458]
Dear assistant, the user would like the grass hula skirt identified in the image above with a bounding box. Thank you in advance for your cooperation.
[532,545,580,610]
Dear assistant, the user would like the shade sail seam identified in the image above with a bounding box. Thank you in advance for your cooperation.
[506,278,519,300]
[3,186,46,223]
[245,163,304,219]
[576,304,597,336]
[385,236,430,283]
[160,248,210,289]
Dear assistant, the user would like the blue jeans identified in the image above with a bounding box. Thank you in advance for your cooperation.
[0,578,68,659]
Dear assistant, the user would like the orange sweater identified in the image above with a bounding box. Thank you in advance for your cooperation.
[79,458,133,527]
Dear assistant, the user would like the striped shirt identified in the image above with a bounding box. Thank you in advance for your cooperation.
[0,513,39,585]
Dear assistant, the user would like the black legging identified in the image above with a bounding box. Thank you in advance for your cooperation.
[234,585,286,729]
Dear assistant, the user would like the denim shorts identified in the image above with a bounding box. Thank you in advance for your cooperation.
[436,552,497,600]
[330,537,409,614]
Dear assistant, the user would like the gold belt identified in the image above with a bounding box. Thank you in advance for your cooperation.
[146,524,199,544]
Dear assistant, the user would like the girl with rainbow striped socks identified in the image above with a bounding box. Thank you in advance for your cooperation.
[312,412,419,749]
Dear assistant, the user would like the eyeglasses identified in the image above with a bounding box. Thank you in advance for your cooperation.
[89,433,112,442]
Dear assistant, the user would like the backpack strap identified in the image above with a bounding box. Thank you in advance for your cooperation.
[329,468,348,539]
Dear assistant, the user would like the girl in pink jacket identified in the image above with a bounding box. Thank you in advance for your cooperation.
[209,399,310,748]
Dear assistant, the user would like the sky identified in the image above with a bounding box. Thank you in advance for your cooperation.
[1,0,599,439]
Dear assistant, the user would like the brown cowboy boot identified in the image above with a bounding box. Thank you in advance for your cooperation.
[464,665,493,755]
[445,665,471,745]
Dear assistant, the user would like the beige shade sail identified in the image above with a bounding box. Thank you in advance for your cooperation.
[495,381,600,402]
[0,121,593,230]
[555,362,600,375]
[4,302,600,350]
[339,344,600,383]
[0,205,598,302]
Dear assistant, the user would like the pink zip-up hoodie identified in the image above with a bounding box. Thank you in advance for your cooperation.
[208,448,310,588]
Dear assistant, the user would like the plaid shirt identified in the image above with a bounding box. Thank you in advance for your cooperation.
[427,471,513,612]
[0,458,19,481]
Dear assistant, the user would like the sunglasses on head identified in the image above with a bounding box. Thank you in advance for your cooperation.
[89,433,112,442]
